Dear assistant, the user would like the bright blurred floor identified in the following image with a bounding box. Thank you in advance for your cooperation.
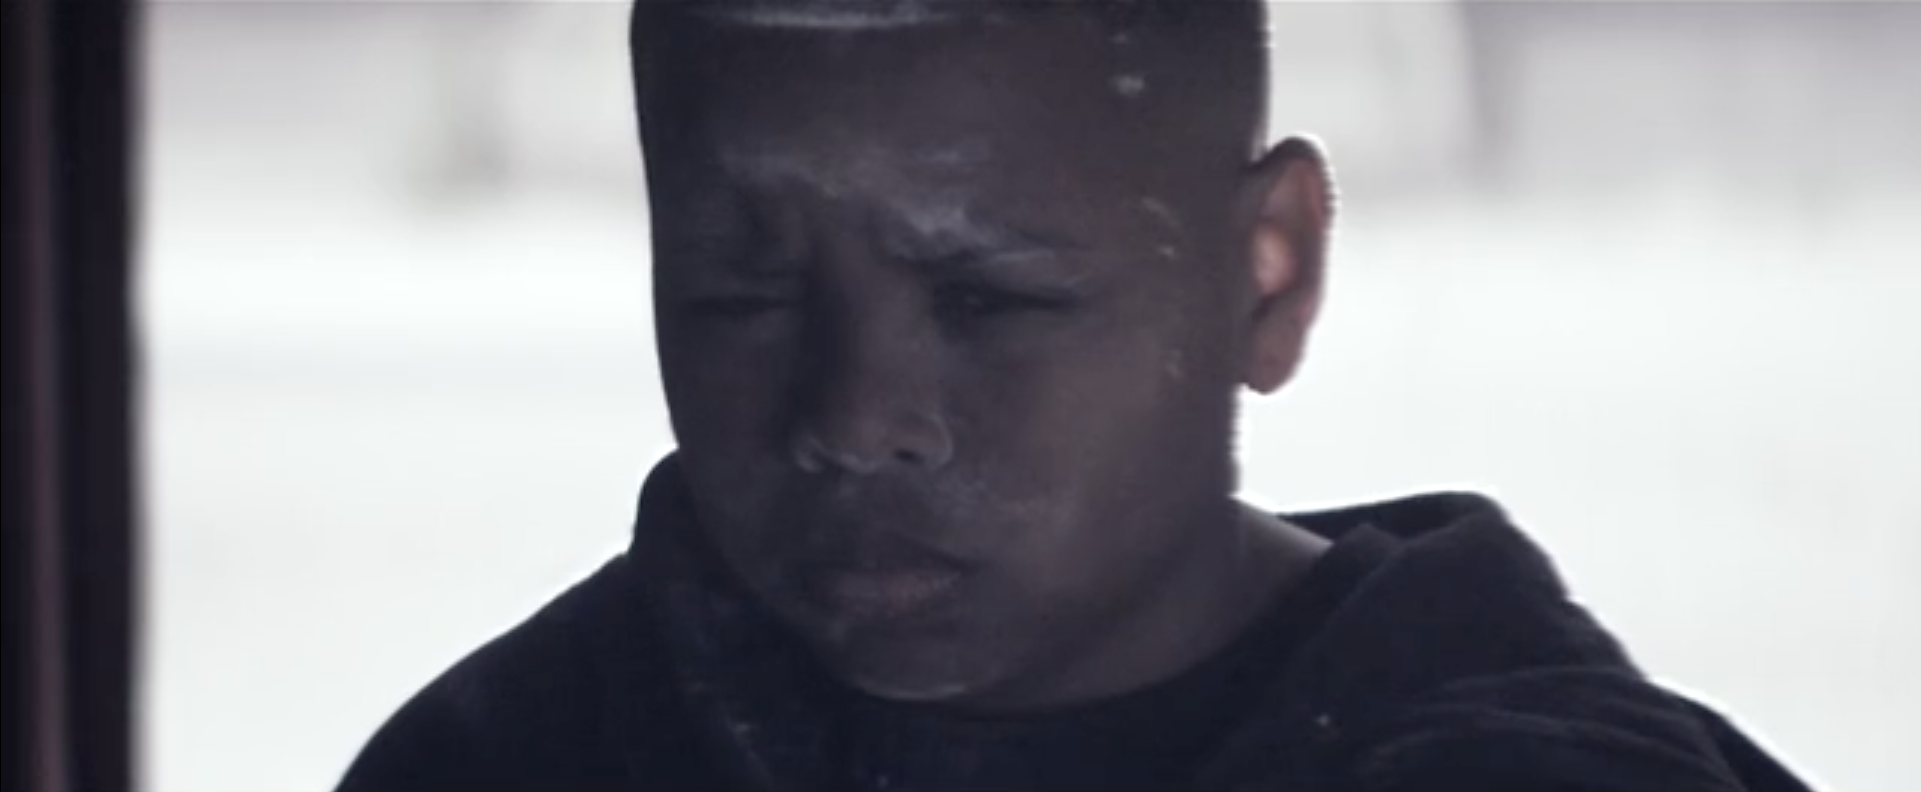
[139,3,1920,791]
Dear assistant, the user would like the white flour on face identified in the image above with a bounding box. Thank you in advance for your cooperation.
[1139,196,1186,261]
[1139,196,1182,233]
[720,139,985,200]
[1163,347,1187,381]
[720,138,1018,258]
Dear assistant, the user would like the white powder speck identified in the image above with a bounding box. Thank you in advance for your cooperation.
[693,0,955,32]
[1139,196,1182,232]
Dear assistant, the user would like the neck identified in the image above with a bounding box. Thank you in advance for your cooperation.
[960,497,1330,713]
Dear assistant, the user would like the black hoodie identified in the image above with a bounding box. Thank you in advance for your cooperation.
[338,457,1813,790]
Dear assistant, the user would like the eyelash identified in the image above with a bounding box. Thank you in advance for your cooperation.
[681,293,796,320]
[932,282,1070,322]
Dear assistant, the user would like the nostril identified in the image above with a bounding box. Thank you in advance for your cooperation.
[789,413,951,475]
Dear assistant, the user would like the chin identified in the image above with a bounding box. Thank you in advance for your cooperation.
[816,631,1010,705]
[843,671,980,703]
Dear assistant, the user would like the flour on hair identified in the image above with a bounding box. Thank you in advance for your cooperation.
[690,0,959,32]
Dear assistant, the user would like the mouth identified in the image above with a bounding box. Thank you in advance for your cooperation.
[790,530,973,624]
[808,563,967,622]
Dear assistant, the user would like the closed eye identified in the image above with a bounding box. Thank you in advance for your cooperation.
[680,292,799,319]
[933,281,1073,322]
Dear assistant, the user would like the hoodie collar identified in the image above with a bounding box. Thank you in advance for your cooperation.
[629,457,1637,790]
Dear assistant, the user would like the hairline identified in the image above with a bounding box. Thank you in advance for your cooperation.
[629,1,1273,172]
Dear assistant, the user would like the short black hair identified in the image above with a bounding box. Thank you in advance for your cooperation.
[629,0,1271,158]
[630,0,1264,41]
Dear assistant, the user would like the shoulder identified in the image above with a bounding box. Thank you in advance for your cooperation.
[336,555,700,791]
[1284,492,1637,700]
[1261,495,1811,790]
[1326,668,1766,790]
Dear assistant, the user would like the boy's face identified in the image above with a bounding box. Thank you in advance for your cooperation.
[646,10,1254,707]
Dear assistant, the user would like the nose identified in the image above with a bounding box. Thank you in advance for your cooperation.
[788,325,954,477]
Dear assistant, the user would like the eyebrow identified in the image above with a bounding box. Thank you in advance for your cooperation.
[877,205,1086,276]
[714,141,994,201]
[685,143,1084,275]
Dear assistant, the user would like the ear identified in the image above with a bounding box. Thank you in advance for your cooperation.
[1239,136,1334,395]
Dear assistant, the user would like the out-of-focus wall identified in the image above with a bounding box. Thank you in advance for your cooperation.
[141,2,1919,790]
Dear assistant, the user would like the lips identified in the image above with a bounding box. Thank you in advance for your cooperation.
[790,530,972,623]
[810,564,966,622]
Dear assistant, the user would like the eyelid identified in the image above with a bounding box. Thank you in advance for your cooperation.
[977,246,1065,265]
[676,269,805,302]
[904,246,1055,276]
[685,275,804,299]
[937,277,1079,310]
[936,247,1096,299]
[678,290,801,321]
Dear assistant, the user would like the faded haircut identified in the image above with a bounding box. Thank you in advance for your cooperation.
[629,0,1272,157]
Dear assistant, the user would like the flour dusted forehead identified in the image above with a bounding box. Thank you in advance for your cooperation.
[686,0,969,31]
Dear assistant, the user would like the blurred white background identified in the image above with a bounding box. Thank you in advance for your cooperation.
[140,2,1919,790]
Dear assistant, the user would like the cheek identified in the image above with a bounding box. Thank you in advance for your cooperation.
[659,332,799,519]
[662,327,793,438]
[957,314,1215,458]
[947,322,1217,523]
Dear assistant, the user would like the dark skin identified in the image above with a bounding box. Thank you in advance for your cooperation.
[640,6,1335,712]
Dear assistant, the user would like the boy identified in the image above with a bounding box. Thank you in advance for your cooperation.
[341,3,1810,789]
